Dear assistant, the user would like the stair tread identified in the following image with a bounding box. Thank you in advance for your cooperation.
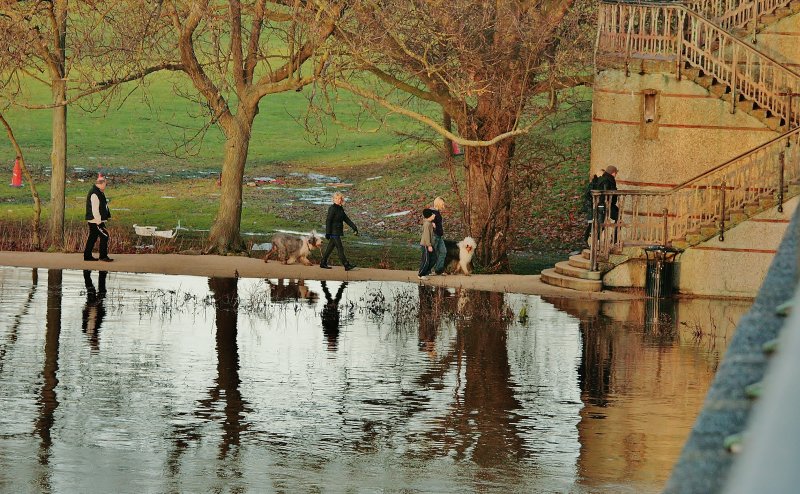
[555,261,603,280]
[541,268,602,292]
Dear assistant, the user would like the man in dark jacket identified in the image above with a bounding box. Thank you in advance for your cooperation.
[83,174,113,262]
[595,165,619,219]
[594,165,619,243]
[320,192,358,271]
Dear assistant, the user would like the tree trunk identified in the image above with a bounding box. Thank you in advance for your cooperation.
[464,134,516,273]
[49,79,67,251]
[206,115,253,254]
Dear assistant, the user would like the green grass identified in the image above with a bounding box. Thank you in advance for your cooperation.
[0,72,594,273]
[4,72,418,172]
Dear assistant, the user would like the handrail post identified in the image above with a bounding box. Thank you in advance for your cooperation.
[731,44,738,114]
[751,0,758,44]
[719,180,726,242]
[676,11,684,81]
[779,150,785,213]
[662,208,669,247]
[590,192,599,272]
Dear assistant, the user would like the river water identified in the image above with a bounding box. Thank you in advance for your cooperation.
[0,267,749,493]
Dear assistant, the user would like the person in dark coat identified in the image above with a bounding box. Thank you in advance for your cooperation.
[594,165,619,243]
[595,165,619,220]
[320,192,359,271]
[83,174,113,262]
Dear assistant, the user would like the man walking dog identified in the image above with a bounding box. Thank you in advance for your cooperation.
[83,174,114,262]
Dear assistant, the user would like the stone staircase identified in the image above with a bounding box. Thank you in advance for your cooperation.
[540,250,602,292]
[730,0,800,36]
[671,184,800,250]
[543,0,800,292]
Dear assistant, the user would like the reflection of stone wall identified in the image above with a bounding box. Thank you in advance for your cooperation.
[576,297,750,489]
[591,71,777,187]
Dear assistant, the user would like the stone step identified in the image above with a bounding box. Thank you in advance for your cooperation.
[555,261,602,280]
[700,224,718,237]
[759,195,776,208]
[683,67,702,79]
[709,82,728,98]
[671,239,689,250]
[568,254,591,270]
[729,210,748,223]
[696,75,715,89]
[737,99,755,112]
[750,107,769,120]
[744,203,761,216]
[541,268,602,292]
[686,232,704,244]
[764,116,783,131]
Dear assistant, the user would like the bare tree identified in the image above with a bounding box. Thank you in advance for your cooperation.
[329,0,595,271]
[0,1,182,250]
[118,0,342,254]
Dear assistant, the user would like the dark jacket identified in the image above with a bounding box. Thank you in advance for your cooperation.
[595,172,618,220]
[85,185,111,222]
[431,209,444,237]
[325,203,357,237]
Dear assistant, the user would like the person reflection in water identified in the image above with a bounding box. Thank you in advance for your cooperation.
[321,281,347,351]
[82,270,107,353]
[417,285,443,359]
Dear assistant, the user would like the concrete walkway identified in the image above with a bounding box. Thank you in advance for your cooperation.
[0,251,639,301]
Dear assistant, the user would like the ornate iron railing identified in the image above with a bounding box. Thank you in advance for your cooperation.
[686,0,794,31]
[589,128,800,270]
[590,1,800,270]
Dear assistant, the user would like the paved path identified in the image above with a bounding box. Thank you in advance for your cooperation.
[0,251,639,300]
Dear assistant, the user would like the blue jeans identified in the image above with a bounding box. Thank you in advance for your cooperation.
[418,245,434,276]
[433,235,446,273]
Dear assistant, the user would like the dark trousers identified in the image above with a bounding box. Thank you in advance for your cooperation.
[432,235,446,273]
[321,235,349,266]
[418,245,434,276]
[84,222,109,259]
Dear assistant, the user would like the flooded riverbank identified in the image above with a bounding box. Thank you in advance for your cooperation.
[0,267,749,493]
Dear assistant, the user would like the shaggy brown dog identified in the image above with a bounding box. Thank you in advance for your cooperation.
[263,232,323,265]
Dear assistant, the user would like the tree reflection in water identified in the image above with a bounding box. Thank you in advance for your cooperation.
[35,269,58,490]
[416,287,526,470]
[168,277,252,483]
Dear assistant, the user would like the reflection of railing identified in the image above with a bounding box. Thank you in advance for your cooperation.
[686,0,794,31]
[597,2,800,129]
[589,128,800,271]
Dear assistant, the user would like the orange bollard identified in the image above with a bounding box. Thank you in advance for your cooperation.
[10,157,23,187]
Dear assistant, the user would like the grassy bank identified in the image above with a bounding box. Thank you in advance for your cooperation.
[0,74,591,274]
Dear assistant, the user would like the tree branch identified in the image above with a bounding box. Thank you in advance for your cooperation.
[333,78,541,147]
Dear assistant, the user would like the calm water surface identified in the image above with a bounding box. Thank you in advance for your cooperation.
[0,267,749,493]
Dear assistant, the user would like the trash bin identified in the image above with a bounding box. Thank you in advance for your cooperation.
[644,246,682,298]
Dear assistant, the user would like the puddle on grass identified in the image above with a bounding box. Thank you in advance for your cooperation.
[0,267,749,493]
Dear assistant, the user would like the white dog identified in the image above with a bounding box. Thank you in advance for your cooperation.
[263,231,323,265]
[444,236,477,275]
